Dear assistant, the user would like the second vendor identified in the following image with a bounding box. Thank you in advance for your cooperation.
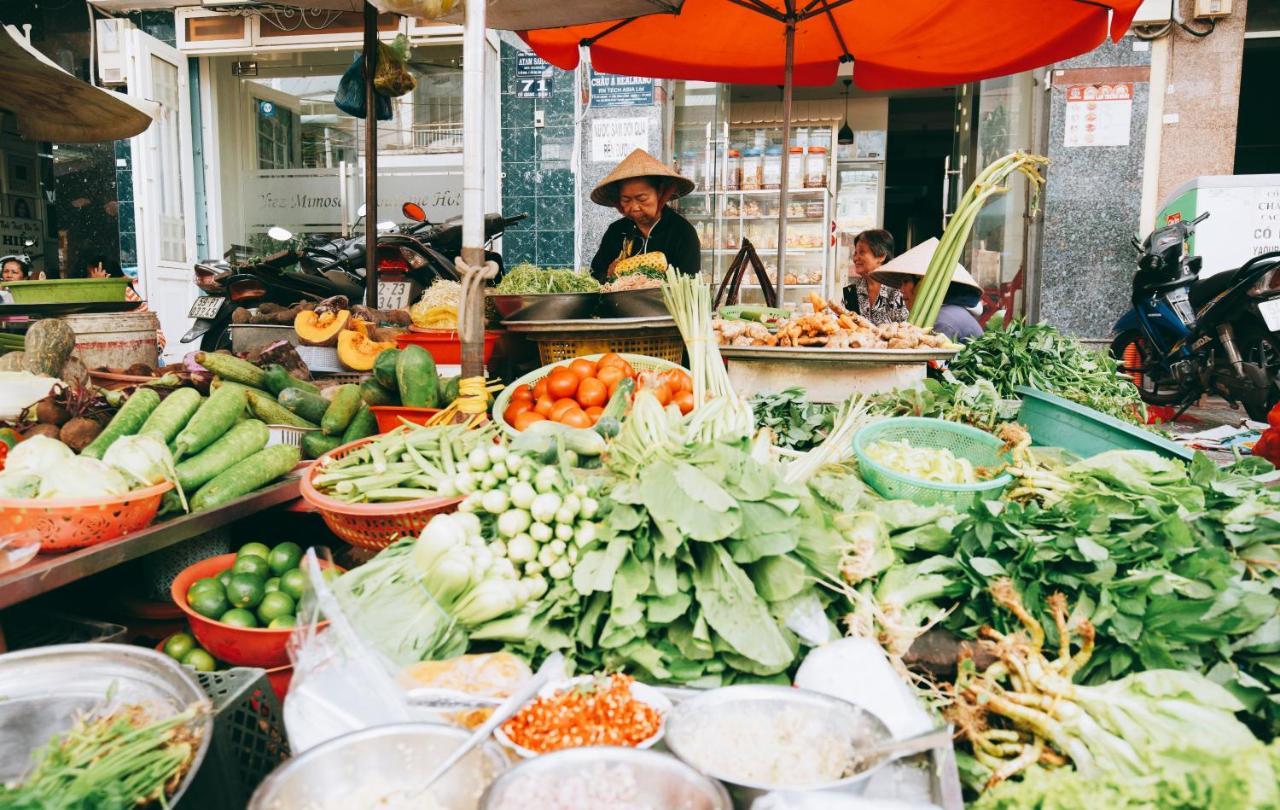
[589,149,700,282]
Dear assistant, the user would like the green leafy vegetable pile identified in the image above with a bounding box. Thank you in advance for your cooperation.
[948,318,1144,424]
[749,388,836,451]
[495,264,600,294]
[476,439,862,685]
[868,377,1020,432]
[945,451,1280,738]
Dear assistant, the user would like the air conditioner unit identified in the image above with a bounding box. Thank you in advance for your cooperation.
[1131,0,1173,26]
[95,17,130,86]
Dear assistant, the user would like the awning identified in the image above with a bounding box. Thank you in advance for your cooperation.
[0,26,156,143]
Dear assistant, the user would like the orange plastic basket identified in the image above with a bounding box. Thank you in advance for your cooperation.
[298,436,462,550]
[531,332,684,365]
[0,481,173,553]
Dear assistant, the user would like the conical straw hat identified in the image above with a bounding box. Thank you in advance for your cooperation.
[590,148,695,206]
[870,237,982,294]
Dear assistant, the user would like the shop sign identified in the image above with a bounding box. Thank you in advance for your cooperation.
[243,169,462,232]
[590,117,650,163]
[589,69,654,108]
[516,77,552,99]
[0,217,40,251]
[515,54,553,98]
[1063,83,1132,148]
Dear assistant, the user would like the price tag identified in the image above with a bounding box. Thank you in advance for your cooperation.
[378,281,412,311]
[187,296,224,319]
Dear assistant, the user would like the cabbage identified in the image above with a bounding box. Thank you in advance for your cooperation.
[36,458,129,500]
[0,470,40,500]
[104,434,187,511]
[6,435,74,475]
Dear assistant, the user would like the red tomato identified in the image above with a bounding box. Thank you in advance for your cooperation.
[673,390,695,415]
[533,378,549,400]
[547,369,579,400]
[568,358,598,381]
[514,411,547,431]
[597,352,626,370]
[585,406,604,420]
[576,377,608,409]
[511,384,534,402]
[550,398,579,422]
[559,408,592,429]
[534,395,555,417]
[651,382,673,407]
[596,366,625,389]
[503,400,530,425]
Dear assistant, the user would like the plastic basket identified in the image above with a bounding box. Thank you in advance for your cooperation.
[852,417,1012,508]
[0,480,173,553]
[0,277,129,303]
[1014,386,1193,461]
[2,609,127,650]
[266,424,315,450]
[171,553,341,668]
[138,527,233,602]
[181,667,291,810]
[491,352,688,436]
[531,332,684,365]
[396,328,500,365]
[298,436,462,549]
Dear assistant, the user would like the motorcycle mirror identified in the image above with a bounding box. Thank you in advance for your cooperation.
[356,203,367,218]
[267,226,293,242]
[402,202,427,222]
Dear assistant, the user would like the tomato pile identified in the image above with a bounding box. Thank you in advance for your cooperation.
[502,353,694,431]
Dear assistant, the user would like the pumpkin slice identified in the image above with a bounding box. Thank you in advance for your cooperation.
[295,308,350,346]
[337,330,397,371]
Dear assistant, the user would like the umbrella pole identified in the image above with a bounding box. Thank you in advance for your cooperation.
[774,18,795,306]
[363,1,378,309]
[458,0,488,378]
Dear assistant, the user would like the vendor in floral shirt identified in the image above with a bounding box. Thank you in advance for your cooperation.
[841,229,908,325]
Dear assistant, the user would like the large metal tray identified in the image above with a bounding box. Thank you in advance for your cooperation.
[0,644,211,805]
[489,292,599,321]
[501,315,676,334]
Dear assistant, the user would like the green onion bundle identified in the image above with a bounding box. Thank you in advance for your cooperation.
[908,152,1049,329]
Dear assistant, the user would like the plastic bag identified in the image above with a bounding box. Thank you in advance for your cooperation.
[370,0,463,19]
[375,35,416,98]
[334,54,392,121]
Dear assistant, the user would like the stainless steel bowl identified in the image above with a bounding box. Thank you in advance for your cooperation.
[489,292,600,321]
[663,685,893,807]
[0,644,211,806]
[480,746,731,810]
[599,287,669,318]
[249,723,508,810]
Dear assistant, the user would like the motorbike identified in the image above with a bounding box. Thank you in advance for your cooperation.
[1110,211,1280,421]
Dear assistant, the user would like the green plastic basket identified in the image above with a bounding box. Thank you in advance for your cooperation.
[1014,386,1193,461]
[0,277,130,303]
[717,304,789,324]
[853,417,1012,508]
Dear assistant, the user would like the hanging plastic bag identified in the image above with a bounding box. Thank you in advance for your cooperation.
[334,54,392,121]
[375,34,416,98]
[370,0,463,19]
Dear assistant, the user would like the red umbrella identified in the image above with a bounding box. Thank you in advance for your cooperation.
[522,0,1142,299]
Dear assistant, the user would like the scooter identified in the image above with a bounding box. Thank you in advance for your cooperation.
[1110,211,1280,421]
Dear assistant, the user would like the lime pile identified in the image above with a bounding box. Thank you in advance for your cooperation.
[186,542,308,629]
[160,632,217,672]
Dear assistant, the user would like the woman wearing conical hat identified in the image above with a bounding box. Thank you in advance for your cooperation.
[871,237,985,342]
[589,149,701,282]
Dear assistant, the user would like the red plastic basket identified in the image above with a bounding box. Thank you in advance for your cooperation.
[170,553,342,668]
[395,328,500,365]
[370,406,444,433]
[298,436,462,550]
[0,481,173,553]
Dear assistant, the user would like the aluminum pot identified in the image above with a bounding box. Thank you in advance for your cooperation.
[599,287,669,318]
[488,292,599,321]
[249,722,508,810]
[480,745,731,810]
[663,685,894,807]
[0,643,210,807]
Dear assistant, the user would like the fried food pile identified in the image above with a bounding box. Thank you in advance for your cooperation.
[714,294,957,350]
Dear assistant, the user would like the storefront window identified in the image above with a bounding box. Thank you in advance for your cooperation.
[256,101,298,170]
[151,54,186,263]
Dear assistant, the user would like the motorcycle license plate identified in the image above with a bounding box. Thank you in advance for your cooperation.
[1260,298,1280,332]
[378,281,412,311]
[187,296,224,319]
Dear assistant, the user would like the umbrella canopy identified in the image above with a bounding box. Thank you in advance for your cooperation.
[522,0,1142,90]
[0,25,156,143]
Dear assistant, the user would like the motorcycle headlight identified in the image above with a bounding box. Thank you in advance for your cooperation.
[1250,266,1280,297]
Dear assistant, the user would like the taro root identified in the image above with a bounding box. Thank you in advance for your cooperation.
[60,416,103,451]
[35,395,70,426]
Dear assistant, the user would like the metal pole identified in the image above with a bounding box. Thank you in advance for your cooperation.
[363,1,378,309]
[459,0,487,377]
[774,17,795,306]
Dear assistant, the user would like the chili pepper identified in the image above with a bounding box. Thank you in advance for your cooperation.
[501,673,662,754]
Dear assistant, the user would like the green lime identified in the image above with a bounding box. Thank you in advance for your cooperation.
[219,608,258,628]
[190,577,222,595]
[264,576,281,593]
[268,615,297,629]
[238,542,271,560]
[217,570,233,590]
[268,542,304,576]
[279,568,307,602]
[231,555,271,579]
[226,573,266,609]
[163,632,197,661]
[181,648,217,672]
[257,591,295,624]
[189,588,230,619]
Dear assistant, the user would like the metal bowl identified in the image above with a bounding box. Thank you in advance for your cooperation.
[599,287,669,318]
[480,746,731,810]
[249,722,508,810]
[663,685,893,806]
[488,292,600,321]
[0,644,211,806]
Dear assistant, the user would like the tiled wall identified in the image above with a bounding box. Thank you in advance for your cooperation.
[499,39,576,268]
